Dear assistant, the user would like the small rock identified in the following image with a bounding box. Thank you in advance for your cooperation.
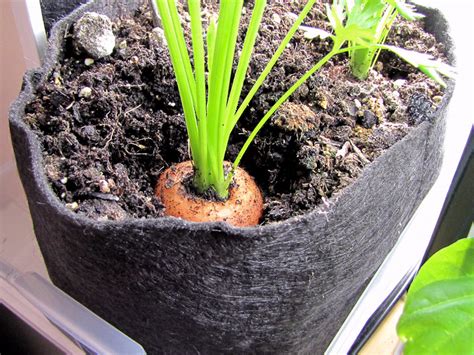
[354,99,362,109]
[393,79,406,89]
[317,93,328,110]
[151,27,166,46]
[99,179,110,193]
[60,177,68,184]
[74,12,115,59]
[84,58,94,66]
[300,26,332,40]
[65,202,79,211]
[53,72,62,86]
[79,87,92,98]
[272,13,281,25]
[361,110,377,128]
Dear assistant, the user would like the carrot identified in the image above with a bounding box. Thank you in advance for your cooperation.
[155,161,263,227]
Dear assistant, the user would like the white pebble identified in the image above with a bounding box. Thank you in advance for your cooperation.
[79,87,92,98]
[393,79,406,89]
[99,179,110,193]
[66,202,79,211]
[272,14,281,25]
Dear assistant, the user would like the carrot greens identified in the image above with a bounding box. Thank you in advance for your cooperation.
[330,0,455,85]
[156,0,315,198]
[155,0,454,199]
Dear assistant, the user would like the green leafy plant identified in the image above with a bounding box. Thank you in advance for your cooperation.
[155,0,454,200]
[156,0,318,198]
[324,0,455,84]
[345,0,422,79]
[397,238,474,354]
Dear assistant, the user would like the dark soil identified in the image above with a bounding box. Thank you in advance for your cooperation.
[24,1,449,224]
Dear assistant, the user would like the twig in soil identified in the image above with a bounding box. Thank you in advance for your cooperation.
[89,192,120,202]
[349,140,370,165]
[124,104,143,115]
[65,101,75,110]
[117,83,146,89]
[102,125,116,149]
[125,138,157,156]
[98,112,117,149]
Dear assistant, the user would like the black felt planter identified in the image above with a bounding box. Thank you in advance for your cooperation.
[10,1,453,354]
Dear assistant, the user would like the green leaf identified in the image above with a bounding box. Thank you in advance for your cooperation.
[409,238,474,295]
[155,0,201,170]
[386,0,424,21]
[397,238,474,355]
[206,15,217,79]
[346,0,386,30]
[384,45,456,87]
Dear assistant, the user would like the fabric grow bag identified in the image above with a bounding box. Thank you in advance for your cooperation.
[9,1,453,354]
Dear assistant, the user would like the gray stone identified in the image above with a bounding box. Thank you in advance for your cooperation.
[362,110,378,128]
[74,12,115,59]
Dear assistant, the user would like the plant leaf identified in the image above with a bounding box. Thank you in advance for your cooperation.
[327,1,378,45]
[398,277,474,355]
[206,15,217,78]
[386,0,424,21]
[409,238,474,295]
[397,238,474,355]
[383,45,456,87]
[346,0,386,30]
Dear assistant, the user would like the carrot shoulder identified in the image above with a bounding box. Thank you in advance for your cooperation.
[155,161,263,227]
